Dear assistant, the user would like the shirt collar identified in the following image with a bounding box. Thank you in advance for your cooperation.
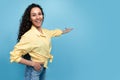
[31,25,46,37]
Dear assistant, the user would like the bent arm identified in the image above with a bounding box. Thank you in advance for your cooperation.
[19,57,33,66]
[19,57,43,71]
[10,36,32,63]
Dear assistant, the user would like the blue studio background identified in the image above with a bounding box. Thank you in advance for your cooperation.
[0,0,120,80]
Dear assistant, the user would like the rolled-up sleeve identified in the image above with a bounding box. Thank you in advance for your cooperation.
[10,35,33,63]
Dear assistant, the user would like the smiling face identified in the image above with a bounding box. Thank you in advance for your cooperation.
[30,7,43,28]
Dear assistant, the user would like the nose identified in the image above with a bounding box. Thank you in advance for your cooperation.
[36,15,40,19]
[36,15,43,20]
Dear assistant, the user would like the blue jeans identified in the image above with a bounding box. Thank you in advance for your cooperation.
[24,65,46,80]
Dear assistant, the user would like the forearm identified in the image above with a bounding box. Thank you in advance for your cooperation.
[19,58,34,66]
[19,58,43,71]
[62,28,73,34]
[62,30,67,34]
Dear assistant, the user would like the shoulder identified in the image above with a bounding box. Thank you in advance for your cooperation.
[23,29,34,37]
[42,28,51,34]
[20,30,34,41]
[42,28,62,37]
[42,28,62,33]
[42,28,50,32]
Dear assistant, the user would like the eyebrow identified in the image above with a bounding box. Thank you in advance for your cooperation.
[31,12,42,14]
[31,13,36,15]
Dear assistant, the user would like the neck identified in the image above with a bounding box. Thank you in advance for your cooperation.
[37,27,43,34]
[32,25,43,34]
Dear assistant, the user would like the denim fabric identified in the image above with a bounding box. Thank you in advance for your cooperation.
[24,65,46,80]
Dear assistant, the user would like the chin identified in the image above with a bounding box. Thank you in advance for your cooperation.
[35,25,41,28]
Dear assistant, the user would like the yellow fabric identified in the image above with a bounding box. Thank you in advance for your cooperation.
[10,25,62,68]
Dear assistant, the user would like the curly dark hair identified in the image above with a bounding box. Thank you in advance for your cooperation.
[17,3,44,42]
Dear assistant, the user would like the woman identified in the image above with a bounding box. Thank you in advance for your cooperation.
[10,3,72,80]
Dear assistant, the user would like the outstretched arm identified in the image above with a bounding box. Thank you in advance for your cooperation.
[62,28,73,34]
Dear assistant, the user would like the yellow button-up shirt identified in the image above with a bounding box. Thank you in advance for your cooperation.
[10,25,62,68]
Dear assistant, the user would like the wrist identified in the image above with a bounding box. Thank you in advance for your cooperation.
[31,61,35,67]
[62,30,66,34]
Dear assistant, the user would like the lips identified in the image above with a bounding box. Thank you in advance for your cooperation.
[34,20,42,24]
[33,20,42,27]
[35,20,41,23]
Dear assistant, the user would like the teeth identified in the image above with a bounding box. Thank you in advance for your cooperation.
[36,20,41,23]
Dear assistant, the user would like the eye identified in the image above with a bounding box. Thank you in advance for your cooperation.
[32,14,36,16]
[38,12,42,15]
